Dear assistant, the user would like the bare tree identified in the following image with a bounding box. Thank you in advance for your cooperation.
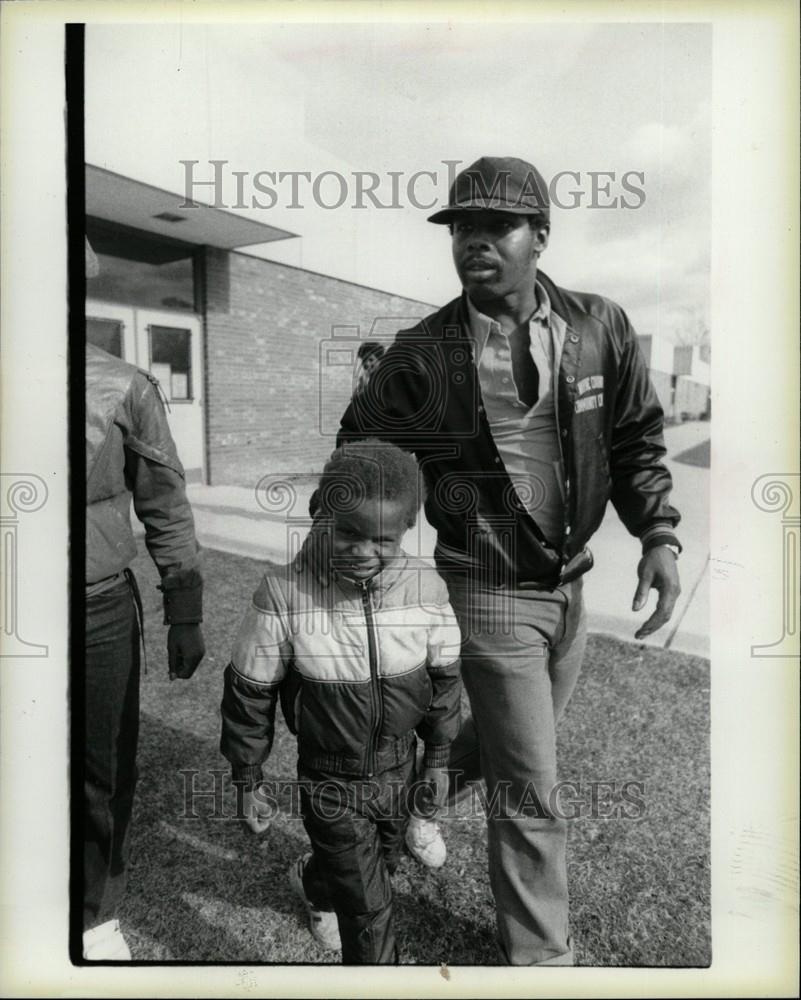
[671,311,710,361]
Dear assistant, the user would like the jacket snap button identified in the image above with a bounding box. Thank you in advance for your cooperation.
[494,456,501,464]
[566,375,575,384]
[570,334,579,343]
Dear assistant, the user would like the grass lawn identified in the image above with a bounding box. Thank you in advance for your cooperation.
[118,543,710,966]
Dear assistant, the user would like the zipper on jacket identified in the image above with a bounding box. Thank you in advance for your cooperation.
[358,580,382,777]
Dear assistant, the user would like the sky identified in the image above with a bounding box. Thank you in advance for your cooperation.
[86,20,711,341]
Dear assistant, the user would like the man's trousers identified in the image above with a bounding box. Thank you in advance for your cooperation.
[443,575,587,965]
[83,574,141,931]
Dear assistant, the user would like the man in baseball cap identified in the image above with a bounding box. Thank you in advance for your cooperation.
[338,154,681,965]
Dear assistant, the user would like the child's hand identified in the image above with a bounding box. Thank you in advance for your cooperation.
[418,765,449,813]
[242,787,271,834]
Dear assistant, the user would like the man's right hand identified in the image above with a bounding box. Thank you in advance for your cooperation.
[632,545,681,639]
[242,787,272,834]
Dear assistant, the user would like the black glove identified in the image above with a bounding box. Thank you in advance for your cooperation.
[168,623,206,680]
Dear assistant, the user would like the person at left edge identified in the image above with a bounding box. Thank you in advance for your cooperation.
[83,237,205,960]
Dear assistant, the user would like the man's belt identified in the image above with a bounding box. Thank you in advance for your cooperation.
[518,547,594,590]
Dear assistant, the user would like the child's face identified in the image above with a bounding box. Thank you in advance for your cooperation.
[327,496,409,582]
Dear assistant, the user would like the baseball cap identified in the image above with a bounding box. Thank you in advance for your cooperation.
[428,156,550,225]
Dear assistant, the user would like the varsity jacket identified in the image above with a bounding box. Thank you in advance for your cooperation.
[220,554,462,788]
[86,343,202,622]
[338,270,681,587]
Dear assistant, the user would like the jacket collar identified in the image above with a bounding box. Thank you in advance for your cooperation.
[332,553,408,601]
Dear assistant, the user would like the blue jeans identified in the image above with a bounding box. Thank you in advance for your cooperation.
[443,575,587,965]
[83,574,141,930]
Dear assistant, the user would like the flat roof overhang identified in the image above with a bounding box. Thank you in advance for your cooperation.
[86,164,298,249]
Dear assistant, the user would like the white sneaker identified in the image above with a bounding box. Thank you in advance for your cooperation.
[288,853,341,951]
[405,815,447,869]
[82,919,132,960]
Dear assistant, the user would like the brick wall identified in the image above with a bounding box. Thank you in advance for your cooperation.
[201,248,437,487]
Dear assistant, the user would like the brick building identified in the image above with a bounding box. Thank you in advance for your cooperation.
[86,166,435,486]
[637,333,711,423]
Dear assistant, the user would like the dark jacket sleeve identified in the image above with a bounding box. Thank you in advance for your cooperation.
[415,579,462,768]
[220,665,280,790]
[124,372,203,622]
[608,312,682,553]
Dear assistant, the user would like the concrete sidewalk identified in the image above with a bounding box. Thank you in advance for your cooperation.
[185,420,709,658]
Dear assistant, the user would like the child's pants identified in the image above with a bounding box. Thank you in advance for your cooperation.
[298,752,416,963]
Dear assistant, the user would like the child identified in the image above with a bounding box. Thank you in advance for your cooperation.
[220,440,462,963]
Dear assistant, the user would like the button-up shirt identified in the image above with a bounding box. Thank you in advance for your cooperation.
[467,281,567,546]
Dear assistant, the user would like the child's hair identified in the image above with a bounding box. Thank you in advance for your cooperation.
[316,439,423,529]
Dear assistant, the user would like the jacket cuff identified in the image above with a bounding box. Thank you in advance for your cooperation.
[231,764,264,792]
[423,743,452,769]
[160,579,203,624]
[639,524,682,556]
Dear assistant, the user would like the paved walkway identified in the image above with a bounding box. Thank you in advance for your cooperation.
[184,421,710,658]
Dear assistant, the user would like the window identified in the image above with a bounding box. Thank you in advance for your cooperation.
[149,326,192,401]
[87,317,123,358]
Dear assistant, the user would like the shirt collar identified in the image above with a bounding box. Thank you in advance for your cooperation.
[466,280,551,360]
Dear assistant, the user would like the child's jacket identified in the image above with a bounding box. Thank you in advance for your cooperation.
[220,553,462,788]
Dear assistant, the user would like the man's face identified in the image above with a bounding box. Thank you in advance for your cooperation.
[450,210,549,303]
[326,496,409,582]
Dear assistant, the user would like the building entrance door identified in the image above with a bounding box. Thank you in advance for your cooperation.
[86,300,206,483]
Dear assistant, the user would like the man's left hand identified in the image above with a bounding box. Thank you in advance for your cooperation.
[168,623,206,680]
[632,546,681,640]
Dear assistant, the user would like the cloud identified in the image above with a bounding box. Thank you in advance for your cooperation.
[547,210,709,342]
[619,101,711,202]
[623,121,697,179]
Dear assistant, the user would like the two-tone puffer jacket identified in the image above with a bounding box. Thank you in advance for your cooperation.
[220,554,462,788]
